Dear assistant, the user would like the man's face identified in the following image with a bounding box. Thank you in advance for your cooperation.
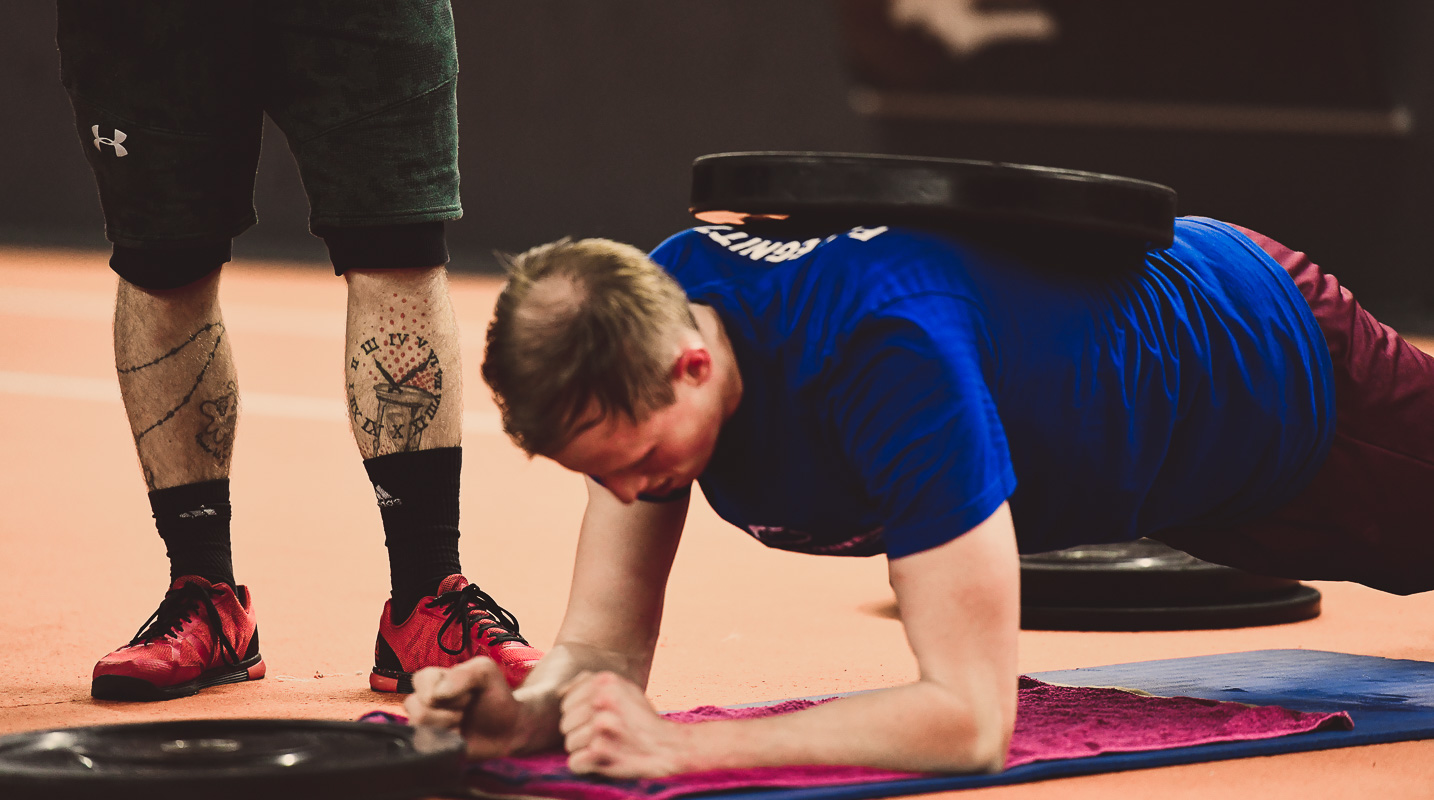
[551,375,722,504]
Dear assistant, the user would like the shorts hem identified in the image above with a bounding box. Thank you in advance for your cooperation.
[107,218,257,250]
[319,220,449,273]
[111,241,233,290]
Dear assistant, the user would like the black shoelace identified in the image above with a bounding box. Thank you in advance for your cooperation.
[430,583,529,656]
[128,582,241,666]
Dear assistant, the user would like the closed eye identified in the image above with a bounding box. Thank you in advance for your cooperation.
[624,446,657,474]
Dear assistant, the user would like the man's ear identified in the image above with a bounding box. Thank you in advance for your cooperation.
[672,347,713,385]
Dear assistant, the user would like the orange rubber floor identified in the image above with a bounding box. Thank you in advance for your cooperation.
[4,247,1434,799]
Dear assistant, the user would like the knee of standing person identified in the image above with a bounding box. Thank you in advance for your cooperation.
[481,238,700,459]
[343,264,450,296]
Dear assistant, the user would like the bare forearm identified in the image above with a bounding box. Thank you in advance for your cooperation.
[678,680,1013,774]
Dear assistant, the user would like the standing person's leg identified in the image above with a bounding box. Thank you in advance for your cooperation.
[344,254,464,615]
[265,0,541,693]
[58,0,265,700]
[115,269,236,578]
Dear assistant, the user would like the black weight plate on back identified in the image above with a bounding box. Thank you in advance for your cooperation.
[690,151,1178,248]
[1021,584,1323,632]
[0,718,464,800]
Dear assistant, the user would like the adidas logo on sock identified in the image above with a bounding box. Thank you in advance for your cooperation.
[374,484,402,508]
[179,505,218,519]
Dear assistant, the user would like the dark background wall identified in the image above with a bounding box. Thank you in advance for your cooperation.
[5,1,1434,328]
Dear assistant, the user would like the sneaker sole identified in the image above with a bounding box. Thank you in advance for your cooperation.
[92,653,267,702]
[370,667,414,694]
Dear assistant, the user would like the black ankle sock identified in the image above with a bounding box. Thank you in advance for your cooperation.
[150,478,235,587]
[363,447,463,622]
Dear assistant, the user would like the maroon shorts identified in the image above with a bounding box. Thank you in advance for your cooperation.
[1155,225,1434,595]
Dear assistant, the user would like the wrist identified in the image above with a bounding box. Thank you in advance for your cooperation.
[508,685,565,755]
[669,718,741,774]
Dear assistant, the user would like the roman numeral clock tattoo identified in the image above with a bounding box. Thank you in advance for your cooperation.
[347,296,443,457]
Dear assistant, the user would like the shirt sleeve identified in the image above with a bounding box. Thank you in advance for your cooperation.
[826,292,1016,559]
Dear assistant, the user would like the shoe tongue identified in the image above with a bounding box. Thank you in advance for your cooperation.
[436,574,469,595]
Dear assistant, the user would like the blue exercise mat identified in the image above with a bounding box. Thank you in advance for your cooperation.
[698,648,1434,800]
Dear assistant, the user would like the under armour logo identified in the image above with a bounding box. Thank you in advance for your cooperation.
[92,125,128,157]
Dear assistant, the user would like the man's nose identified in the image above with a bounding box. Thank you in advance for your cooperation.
[613,476,648,504]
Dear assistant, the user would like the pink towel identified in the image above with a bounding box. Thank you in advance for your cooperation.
[362,677,1351,800]
[1005,676,1350,765]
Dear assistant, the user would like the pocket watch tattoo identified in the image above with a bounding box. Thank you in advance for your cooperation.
[347,295,442,456]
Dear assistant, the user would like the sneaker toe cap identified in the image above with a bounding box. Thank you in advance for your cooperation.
[493,643,544,686]
[93,644,189,684]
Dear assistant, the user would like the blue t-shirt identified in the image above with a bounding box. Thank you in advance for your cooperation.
[647,218,1335,559]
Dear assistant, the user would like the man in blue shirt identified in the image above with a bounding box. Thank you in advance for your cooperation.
[407,219,1434,776]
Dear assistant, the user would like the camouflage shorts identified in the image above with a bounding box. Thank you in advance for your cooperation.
[58,0,462,252]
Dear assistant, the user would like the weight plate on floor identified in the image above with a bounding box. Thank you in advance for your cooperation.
[1021,538,1303,608]
[1020,539,1322,631]
[1022,584,1323,631]
[690,151,1177,248]
[0,718,464,800]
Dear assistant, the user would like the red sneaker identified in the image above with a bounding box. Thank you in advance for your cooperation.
[371,575,542,693]
[91,576,265,701]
